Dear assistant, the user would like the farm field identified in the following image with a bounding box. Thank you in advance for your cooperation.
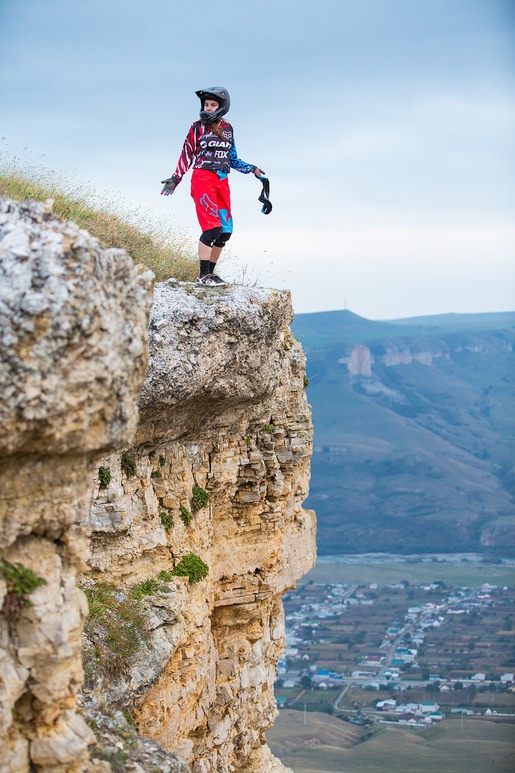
[304,557,515,588]
[267,712,515,773]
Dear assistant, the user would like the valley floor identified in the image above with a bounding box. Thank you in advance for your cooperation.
[268,711,515,773]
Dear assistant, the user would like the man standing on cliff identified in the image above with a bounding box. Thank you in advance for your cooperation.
[160,87,271,286]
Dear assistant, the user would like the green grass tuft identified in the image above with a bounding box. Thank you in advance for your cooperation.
[121,451,137,479]
[179,506,192,527]
[82,582,151,684]
[1,559,47,612]
[98,466,111,489]
[159,511,174,531]
[157,570,175,582]
[129,578,161,599]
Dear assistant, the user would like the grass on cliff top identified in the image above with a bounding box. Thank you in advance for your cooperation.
[0,154,197,281]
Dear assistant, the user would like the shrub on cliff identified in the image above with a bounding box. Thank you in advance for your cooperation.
[81,582,151,685]
[191,485,209,513]
[1,559,47,613]
[0,154,197,281]
[173,553,209,584]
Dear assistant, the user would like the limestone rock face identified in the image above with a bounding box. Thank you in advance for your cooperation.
[87,283,316,772]
[0,198,152,461]
[0,195,315,771]
[0,198,154,771]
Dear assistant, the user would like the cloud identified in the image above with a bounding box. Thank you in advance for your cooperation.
[1,0,513,317]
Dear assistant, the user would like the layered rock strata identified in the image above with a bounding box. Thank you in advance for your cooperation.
[86,282,316,772]
[0,198,154,771]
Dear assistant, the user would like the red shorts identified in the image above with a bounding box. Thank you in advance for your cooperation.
[191,168,233,234]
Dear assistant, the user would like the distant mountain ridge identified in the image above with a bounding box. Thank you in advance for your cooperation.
[292,310,515,555]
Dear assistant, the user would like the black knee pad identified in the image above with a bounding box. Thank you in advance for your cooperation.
[213,232,232,248]
[200,227,223,246]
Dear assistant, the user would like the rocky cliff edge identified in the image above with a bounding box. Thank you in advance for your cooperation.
[0,197,316,773]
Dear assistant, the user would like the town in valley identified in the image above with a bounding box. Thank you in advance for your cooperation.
[275,569,515,728]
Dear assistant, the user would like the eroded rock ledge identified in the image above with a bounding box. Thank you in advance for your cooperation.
[86,282,316,772]
[0,196,316,773]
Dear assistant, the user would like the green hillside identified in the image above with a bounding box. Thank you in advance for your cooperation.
[292,310,515,555]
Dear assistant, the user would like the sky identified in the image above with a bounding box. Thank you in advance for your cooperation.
[1,0,514,320]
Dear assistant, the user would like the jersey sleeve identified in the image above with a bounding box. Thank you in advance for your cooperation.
[229,133,255,174]
[172,123,200,184]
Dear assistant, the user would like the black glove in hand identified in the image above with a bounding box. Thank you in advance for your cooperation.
[253,167,267,180]
[161,177,177,196]
[258,177,272,215]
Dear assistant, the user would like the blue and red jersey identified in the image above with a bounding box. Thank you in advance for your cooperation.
[170,120,255,184]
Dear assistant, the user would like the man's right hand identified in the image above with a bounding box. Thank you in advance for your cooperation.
[161,178,177,195]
